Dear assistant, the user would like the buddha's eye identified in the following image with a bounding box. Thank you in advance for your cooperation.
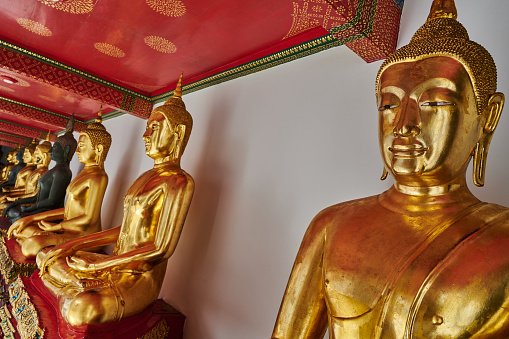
[378,104,398,111]
[421,102,454,107]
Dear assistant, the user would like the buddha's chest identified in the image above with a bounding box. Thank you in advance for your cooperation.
[322,209,509,338]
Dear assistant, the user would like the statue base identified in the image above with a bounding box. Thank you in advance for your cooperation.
[0,236,186,338]
[29,273,185,338]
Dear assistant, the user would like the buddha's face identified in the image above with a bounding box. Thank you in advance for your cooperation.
[23,148,33,164]
[76,134,96,165]
[50,142,66,163]
[143,112,177,160]
[378,56,482,187]
[33,147,43,164]
[6,152,12,163]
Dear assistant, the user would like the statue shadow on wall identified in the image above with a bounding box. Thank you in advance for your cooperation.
[161,92,246,338]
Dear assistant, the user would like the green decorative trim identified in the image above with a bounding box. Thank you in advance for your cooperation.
[153,34,343,103]
[0,39,151,101]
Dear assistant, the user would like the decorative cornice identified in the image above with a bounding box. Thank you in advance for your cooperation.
[0,39,150,101]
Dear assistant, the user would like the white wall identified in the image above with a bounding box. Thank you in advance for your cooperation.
[69,1,509,338]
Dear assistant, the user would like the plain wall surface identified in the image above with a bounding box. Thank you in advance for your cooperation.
[67,1,509,338]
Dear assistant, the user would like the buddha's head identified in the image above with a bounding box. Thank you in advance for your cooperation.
[77,110,112,168]
[6,149,14,164]
[376,0,503,188]
[16,147,25,164]
[52,115,78,164]
[23,139,38,165]
[34,132,52,167]
[144,74,193,164]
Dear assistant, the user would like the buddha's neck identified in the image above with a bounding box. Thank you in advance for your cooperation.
[379,176,480,215]
[154,156,180,168]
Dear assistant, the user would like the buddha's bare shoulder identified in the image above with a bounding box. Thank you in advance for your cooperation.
[306,194,382,236]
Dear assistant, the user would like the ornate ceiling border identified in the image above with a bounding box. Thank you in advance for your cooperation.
[153,0,403,103]
[0,42,153,118]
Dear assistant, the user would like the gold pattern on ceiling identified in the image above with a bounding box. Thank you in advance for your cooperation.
[144,36,177,54]
[284,0,345,39]
[36,0,94,14]
[94,43,126,58]
[16,19,53,37]
[146,0,187,17]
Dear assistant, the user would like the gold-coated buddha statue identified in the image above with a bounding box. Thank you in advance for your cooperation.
[0,135,52,212]
[5,117,77,224]
[8,112,111,259]
[2,140,38,194]
[271,1,509,338]
[0,148,18,183]
[37,75,194,326]
[0,147,26,190]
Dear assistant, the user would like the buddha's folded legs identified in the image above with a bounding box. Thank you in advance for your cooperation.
[41,256,166,326]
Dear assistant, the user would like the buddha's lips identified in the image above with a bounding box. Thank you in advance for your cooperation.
[389,144,427,157]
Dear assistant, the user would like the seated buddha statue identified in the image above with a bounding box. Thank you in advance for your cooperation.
[7,112,111,258]
[0,135,52,212]
[271,1,509,338]
[0,147,25,190]
[2,140,39,194]
[4,116,77,223]
[0,149,17,183]
[37,75,194,326]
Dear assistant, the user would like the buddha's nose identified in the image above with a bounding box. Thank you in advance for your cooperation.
[393,98,421,137]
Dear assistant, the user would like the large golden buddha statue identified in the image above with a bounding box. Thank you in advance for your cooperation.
[36,76,194,326]
[271,1,509,338]
[7,112,111,259]
[0,135,52,209]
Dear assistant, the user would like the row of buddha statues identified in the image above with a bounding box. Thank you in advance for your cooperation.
[0,74,194,328]
[0,0,508,337]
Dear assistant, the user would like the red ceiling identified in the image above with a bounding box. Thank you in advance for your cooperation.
[0,0,403,146]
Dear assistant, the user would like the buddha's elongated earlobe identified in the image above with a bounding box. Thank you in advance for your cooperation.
[473,92,504,187]
[381,167,388,180]
[172,124,186,161]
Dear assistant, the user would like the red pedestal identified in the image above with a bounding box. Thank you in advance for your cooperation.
[26,273,185,339]
[0,237,185,338]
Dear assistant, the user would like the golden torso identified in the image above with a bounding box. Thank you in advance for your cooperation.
[24,167,47,194]
[1,164,12,181]
[13,164,36,188]
[114,166,186,256]
[63,166,108,234]
[316,190,509,338]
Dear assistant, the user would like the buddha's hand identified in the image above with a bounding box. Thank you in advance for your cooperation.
[38,221,62,232]
[66,256,96,272]
[7,216,31,239]
[38,241,75,275]
[38,248,62,275]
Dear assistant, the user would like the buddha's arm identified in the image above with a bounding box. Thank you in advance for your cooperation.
[271,215,329,339]
[7,208,65,238]
[69,177,194,272]
[57,175,108,233]
[38,226,121,274]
